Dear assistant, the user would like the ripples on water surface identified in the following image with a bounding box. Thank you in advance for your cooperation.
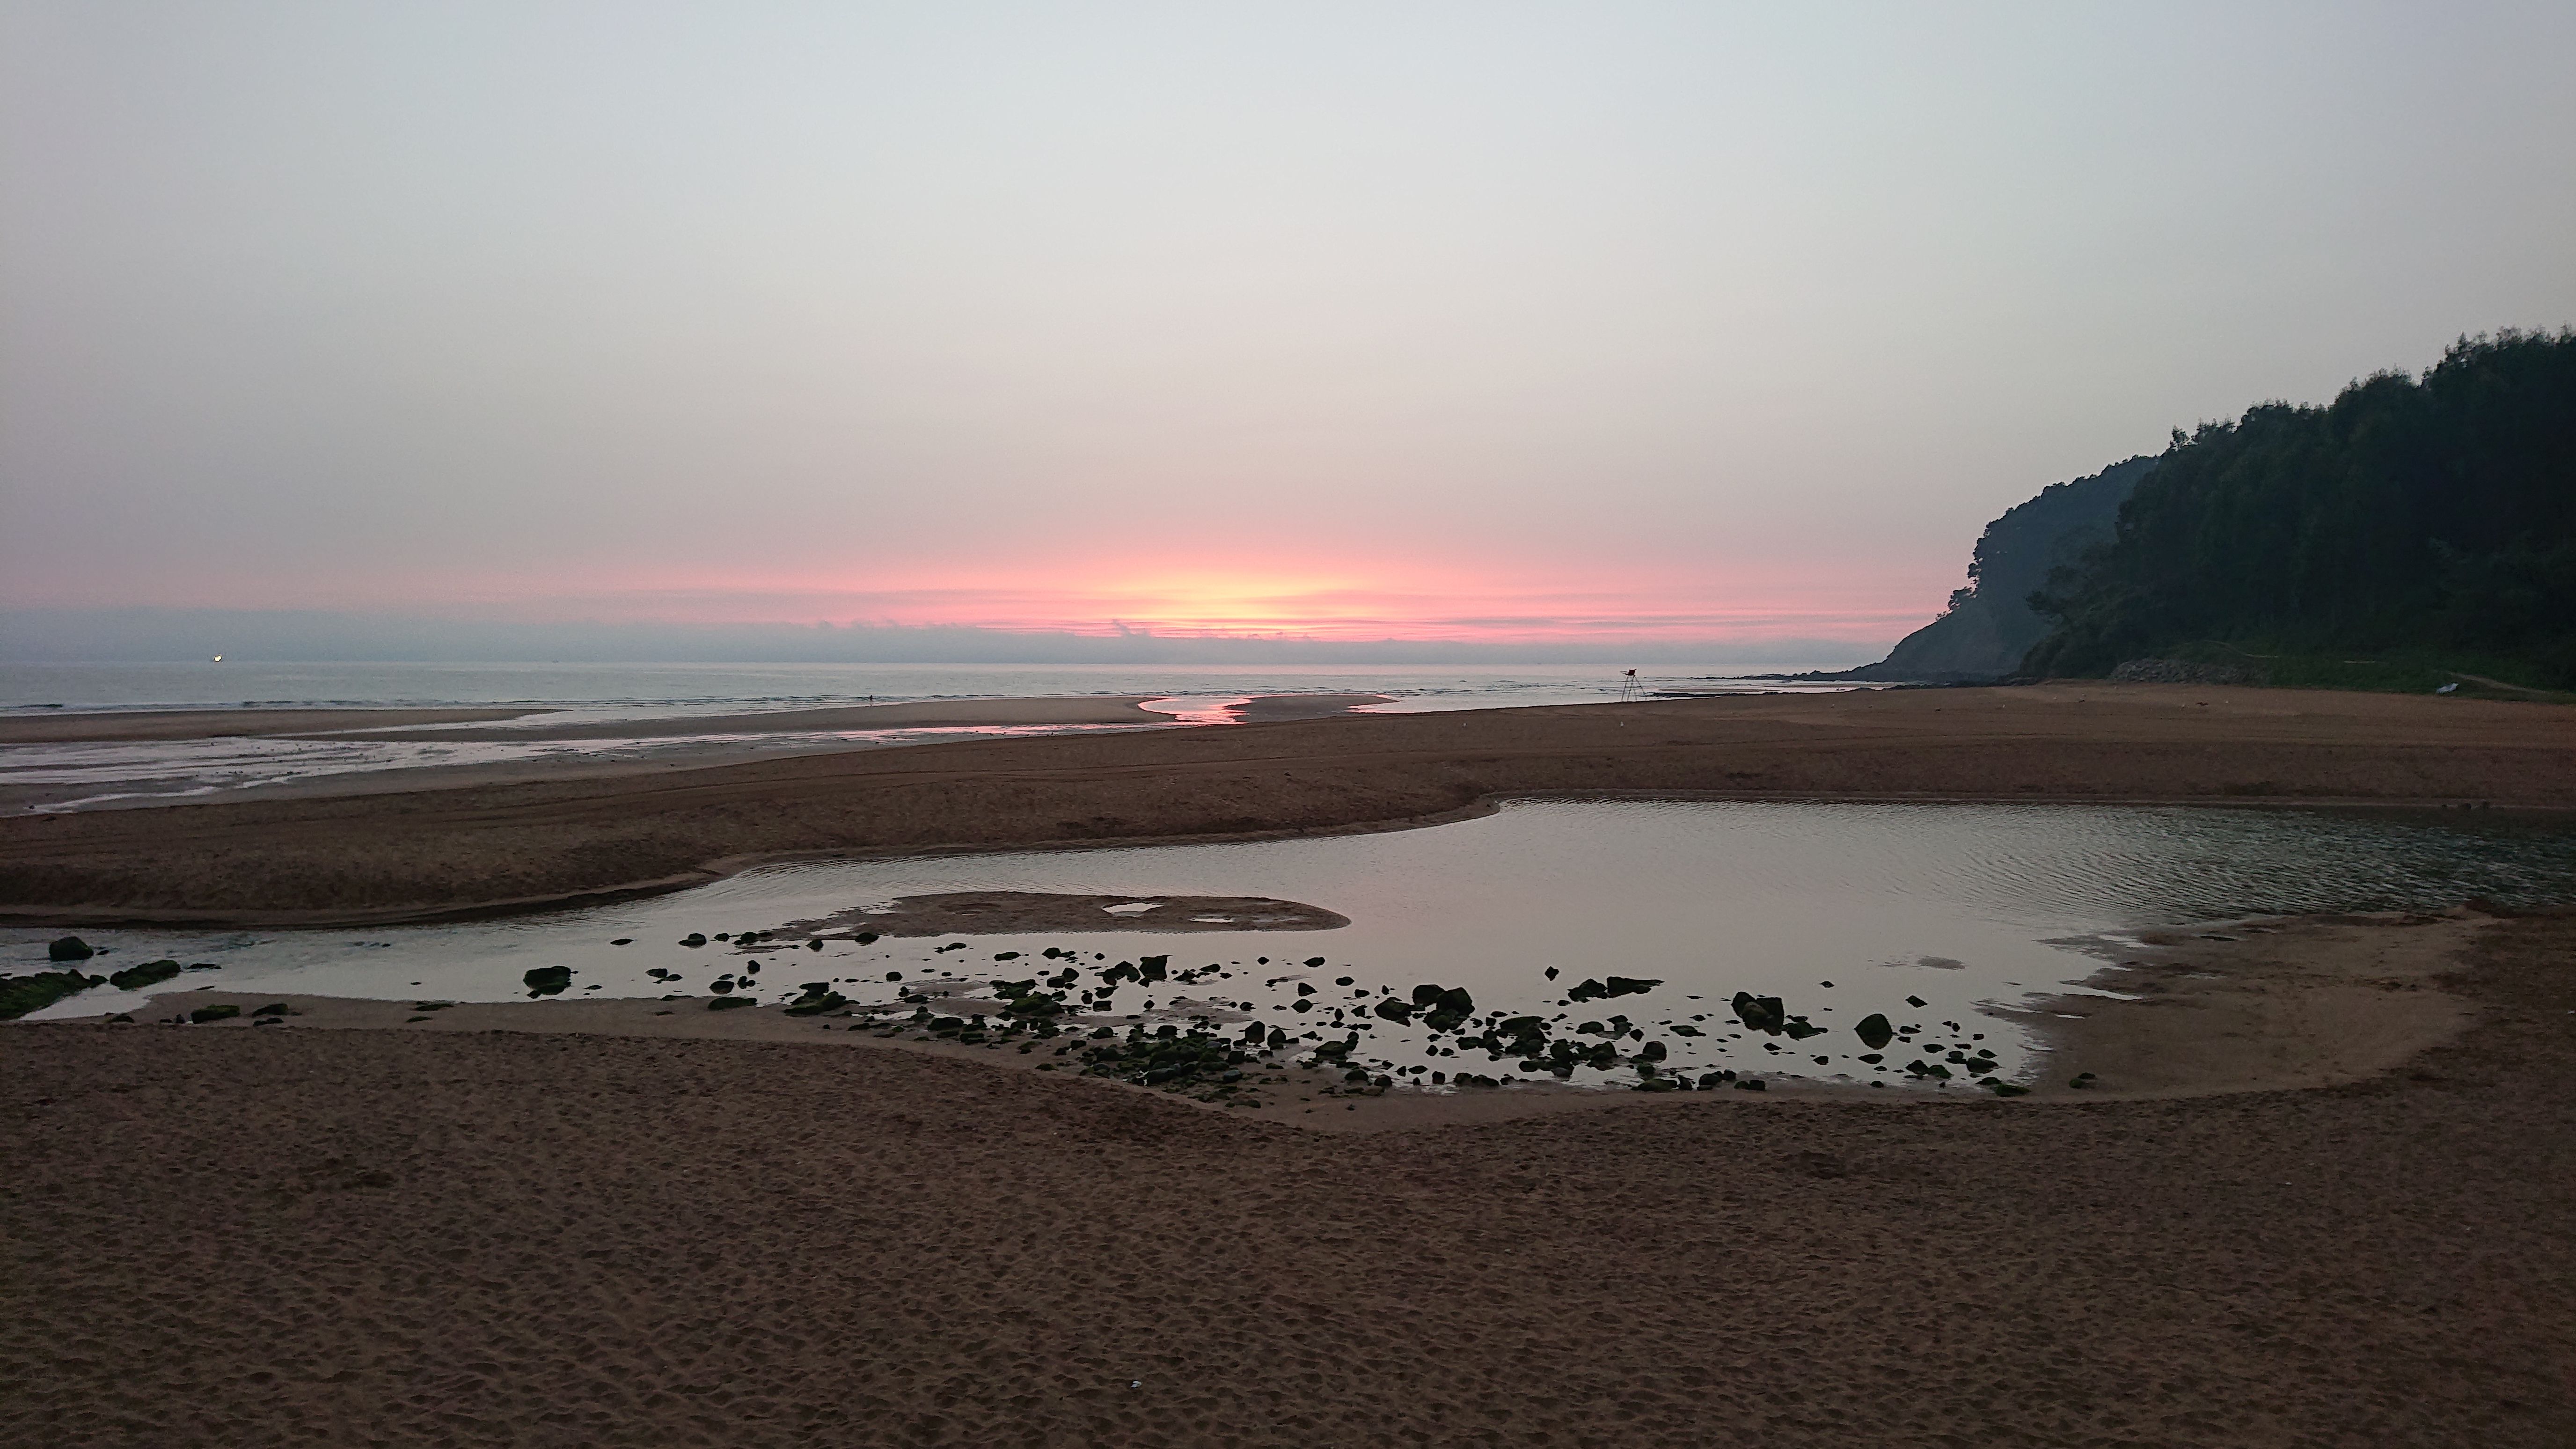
[15,800,2574,1090]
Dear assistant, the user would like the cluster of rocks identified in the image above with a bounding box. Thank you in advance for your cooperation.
[1,939,226,1019]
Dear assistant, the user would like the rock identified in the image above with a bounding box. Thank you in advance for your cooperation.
[681,934,707,948]
[1730,992,1786,1033]
[1991,1083,2032,1097]
[1639,1040,1668,1061]
[1421,987,1475,1033]
[108,959,185,991]
[48,936,95,962]
[784,986,849,1016]
[1734,1077,1767,1091]
[807,940,825,951]
[1565,976,1658,1003]
[190,1004,242,1024]
[1372,998,1416,1024]
[1855,1012,1895,1050]
[710,977,736,995]
[1296,982,1316,995]
[1543,966,1560,979]
[856,932,879,944]
[708,997,755,1011]
[886,971,903,981]
[1139,955,1170,982]
[1906,995,1927,1008]
[252,1003,290,1016]
[610,937,633,945]
[1304,957,1326,967]
[2069,1072,2097,1089]
[0,970,104,1020]
[523,965,573,996]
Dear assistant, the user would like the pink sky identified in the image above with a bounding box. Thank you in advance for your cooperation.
[9,5,2569,659]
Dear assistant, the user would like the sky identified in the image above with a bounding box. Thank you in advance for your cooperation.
[6,1,2574,659]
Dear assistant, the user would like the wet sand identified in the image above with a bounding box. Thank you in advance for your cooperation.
[0,706,552,744]
[9,910,2572,1445]
[312,695,1184,741]
[4,682,2571,925]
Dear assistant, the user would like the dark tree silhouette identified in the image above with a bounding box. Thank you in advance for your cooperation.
[2024,330,2576,683]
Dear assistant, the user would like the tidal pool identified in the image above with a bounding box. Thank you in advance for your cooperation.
[14,800,2575,1090]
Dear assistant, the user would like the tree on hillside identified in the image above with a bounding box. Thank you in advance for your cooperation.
[2024,330,2576,683]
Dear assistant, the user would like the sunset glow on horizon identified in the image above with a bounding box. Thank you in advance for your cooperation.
[8,5,2571,662]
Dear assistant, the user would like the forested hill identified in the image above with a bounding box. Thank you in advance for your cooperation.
[2025,330,2576,686]
[1839,455,2155,680]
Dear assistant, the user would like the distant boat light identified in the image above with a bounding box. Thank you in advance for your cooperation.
[211,654,224,662]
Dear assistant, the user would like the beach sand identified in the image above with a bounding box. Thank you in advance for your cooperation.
[8,910,2571,1446]
[7,685,2575,1444]
[4,682,2571,925]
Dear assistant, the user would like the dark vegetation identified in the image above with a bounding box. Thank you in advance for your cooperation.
[2027,330,2576,686]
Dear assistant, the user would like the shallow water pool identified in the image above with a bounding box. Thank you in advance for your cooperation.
[13,799,2574,1090]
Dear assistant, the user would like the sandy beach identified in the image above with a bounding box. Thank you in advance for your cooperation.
[8,907,2571,1445]
[7,682,2575,1445]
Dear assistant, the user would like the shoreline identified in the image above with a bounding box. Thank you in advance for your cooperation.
[4,682,2572,926]
[0,705,556,744]
[0,691,1398,817]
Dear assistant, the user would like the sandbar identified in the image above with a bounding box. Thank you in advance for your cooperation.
[772,891,1349,937]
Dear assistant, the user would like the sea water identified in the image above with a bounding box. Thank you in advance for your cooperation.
[0,661,1859,812]
[15,799,2572,1090]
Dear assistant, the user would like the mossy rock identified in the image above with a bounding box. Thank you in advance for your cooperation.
[48,936,96,962]
[707,997,755,1011]
[0,970,103,1019]
[109,959,185,991]
[523,965,573,996]
[189,1004,242,1024]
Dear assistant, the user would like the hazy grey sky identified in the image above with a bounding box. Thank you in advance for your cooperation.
[7,1,2573,650]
